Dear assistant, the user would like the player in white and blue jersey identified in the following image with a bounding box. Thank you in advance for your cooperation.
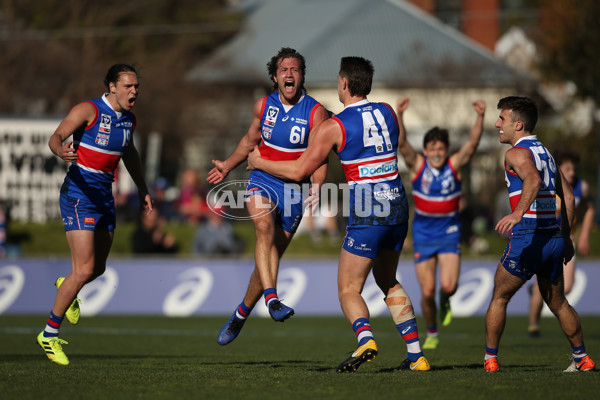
[37,64,153,366]
[484,96,594,373]
[208,48,328,345]
[248,57,430,373]
[396,97,486,349]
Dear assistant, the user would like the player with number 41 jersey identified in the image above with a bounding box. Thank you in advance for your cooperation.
[333,100,408,227]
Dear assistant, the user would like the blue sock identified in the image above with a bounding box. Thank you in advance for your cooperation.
[396,318,423,362]
[485,346,498,360]
[426,325,438,337]
[352,318,374,345]
[234,302,252,321]
[263,288,278,307]
[43,311,63,337]
[571,344,587,361]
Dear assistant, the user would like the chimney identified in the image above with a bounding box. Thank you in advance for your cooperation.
[462,0,499,50]
[407,0,435,14]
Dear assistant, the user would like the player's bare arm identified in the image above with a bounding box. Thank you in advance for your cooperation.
[48,102,96,163]
[577,179,595,255]
[248,118,341,182]
[207,99,264,184]
[555,168,575,263]
[306,105,331,204]
[122,139,153,215]
[450,99,486,169]
[307,104,331,184]
[495,147,541,236]
[395,97,421,174]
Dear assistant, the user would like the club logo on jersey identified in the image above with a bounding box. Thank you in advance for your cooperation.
[262,126,272,139]
[265,106,279,127]
[358,160,398,178]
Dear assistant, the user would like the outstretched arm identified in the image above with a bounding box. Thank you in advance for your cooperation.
[207,99,264,184]
[396,97,420,171]
[449,99,486,168]
[248,119,341,182]
[306,105,330,211]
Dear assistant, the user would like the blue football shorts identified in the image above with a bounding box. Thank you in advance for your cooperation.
[245,171,304,234]
[500,231,565,281]
[60,193,116,232]
[343,223,408,258]
[413,238,461,264]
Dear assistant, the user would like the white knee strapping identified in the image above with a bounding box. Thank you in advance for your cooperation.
[385,287,415,324]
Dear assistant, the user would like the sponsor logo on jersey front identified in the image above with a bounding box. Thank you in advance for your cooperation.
[530,197,556,212]
[358,160,398,178]
[294,118,308,125]
[374,185,400,201]
[95,133,110,146]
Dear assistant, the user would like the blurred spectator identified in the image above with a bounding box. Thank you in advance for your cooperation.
[0,204,6,258]
[192,208,244,256]
[298,202,340,245]
[177,168,209,223]
[152,177,177,221]
[132,209,178,254]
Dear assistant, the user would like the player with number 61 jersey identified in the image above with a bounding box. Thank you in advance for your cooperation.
[257,91,322,163]
[333,100,408,226]
[504,135,560,234]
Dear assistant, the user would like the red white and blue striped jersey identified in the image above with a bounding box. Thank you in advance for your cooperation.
[258,91,321,161]
[411,158,461,241]
[334,100,408,226]
[63,95,134,200]
[505,135,559,234]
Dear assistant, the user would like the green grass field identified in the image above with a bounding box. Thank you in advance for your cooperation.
[1,315,598,399]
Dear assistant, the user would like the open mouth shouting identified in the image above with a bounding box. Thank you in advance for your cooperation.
[283,79,296,94]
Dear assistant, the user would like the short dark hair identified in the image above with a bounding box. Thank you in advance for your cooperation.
[266,47,306,91]
[497,96,538,133]
[104,64,137,90]
[339,57,374,97]
[423,127,449,148]
[553,149,580,166]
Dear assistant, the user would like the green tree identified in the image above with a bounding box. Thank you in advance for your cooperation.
[535,0,600,103]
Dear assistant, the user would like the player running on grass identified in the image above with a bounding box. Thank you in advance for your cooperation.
[484,96,594,372]
[395,97,485,349]
[207,47,328,345]
[248,56,430,372]
[38,64,153,365]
